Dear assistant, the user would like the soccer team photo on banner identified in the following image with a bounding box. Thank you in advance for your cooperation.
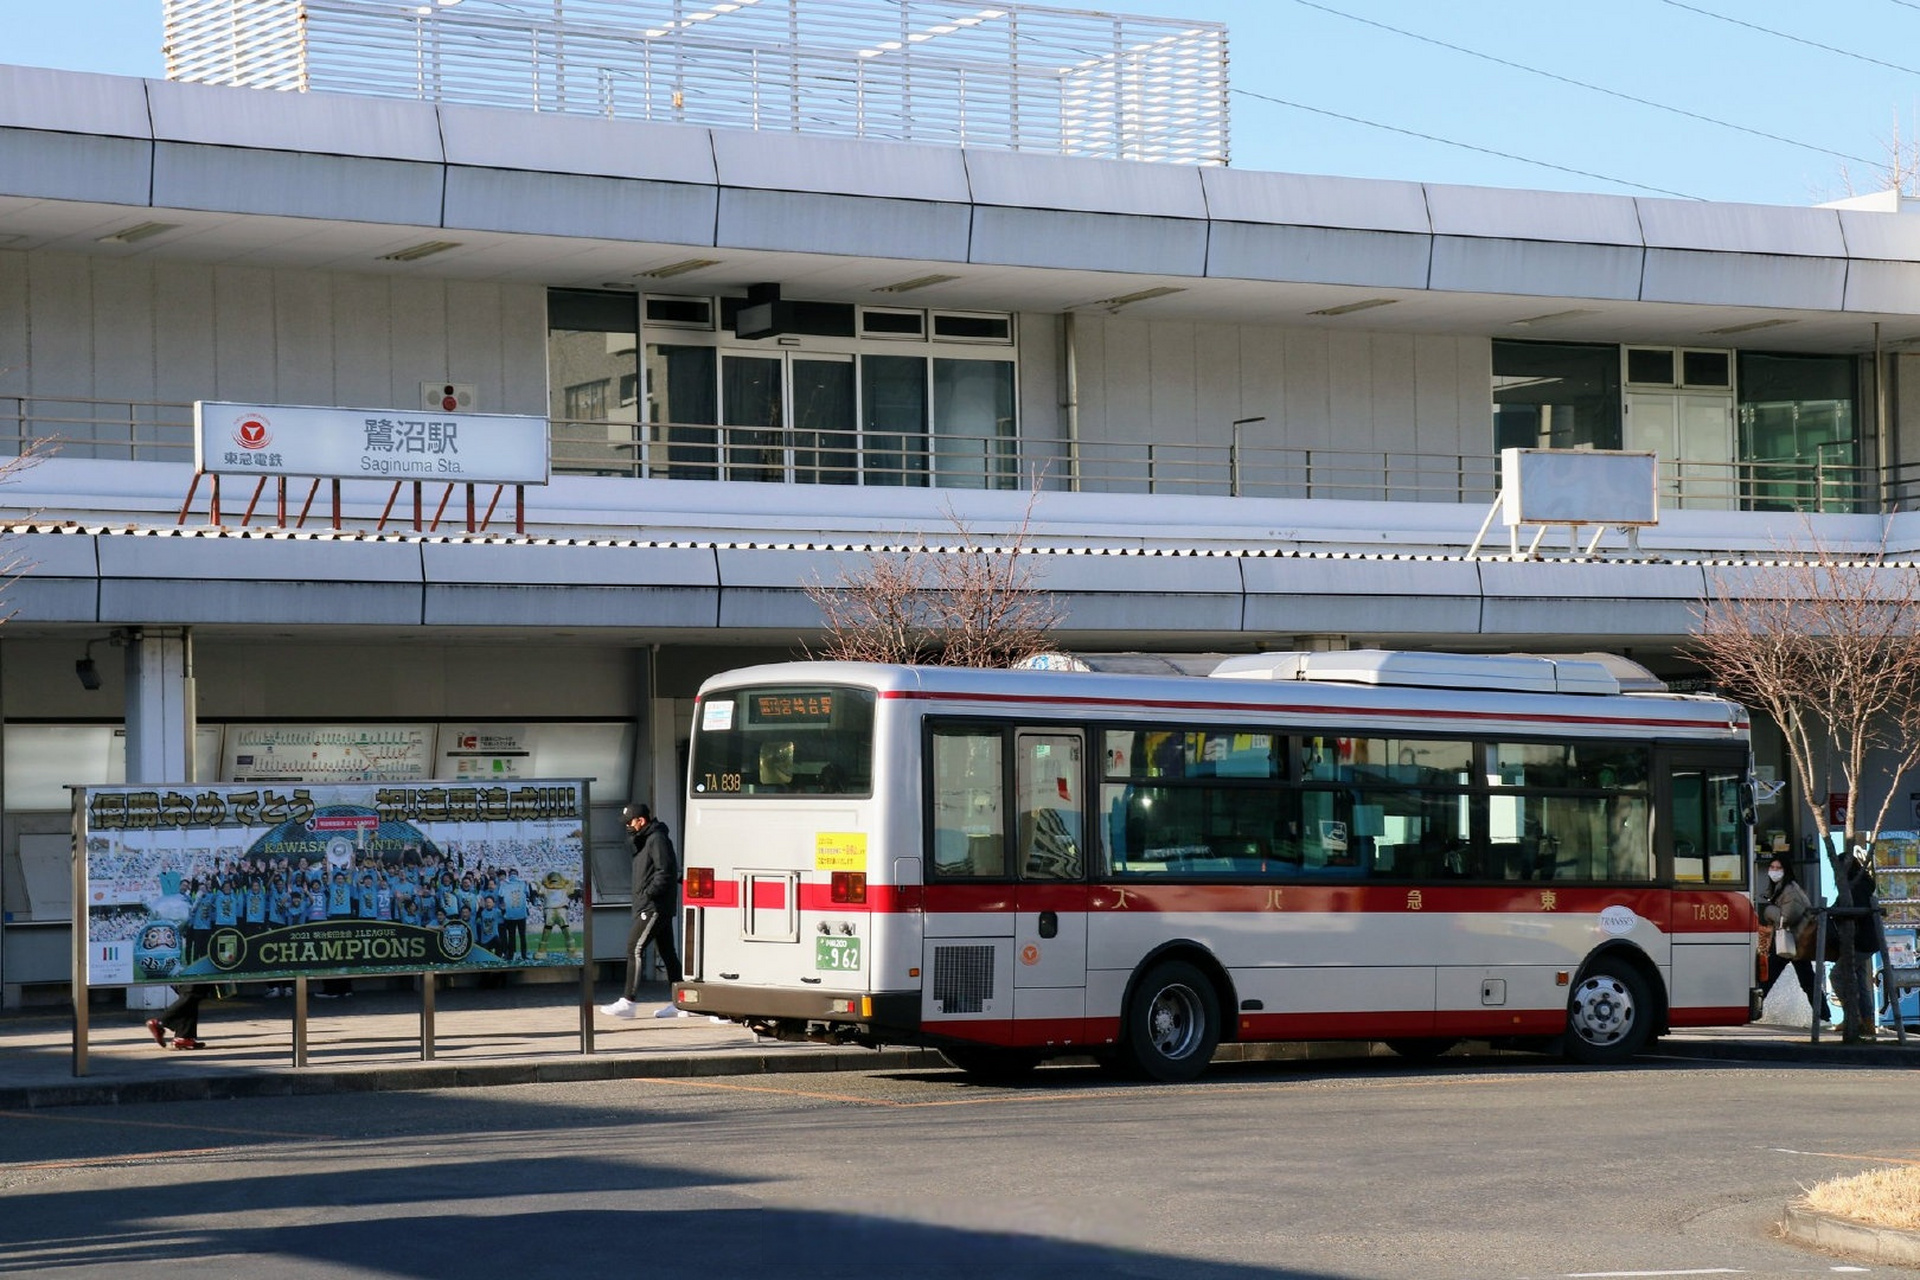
[79,780,590,987]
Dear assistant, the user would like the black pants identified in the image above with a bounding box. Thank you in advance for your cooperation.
[159,986,204,1038]
[623,903,681,999]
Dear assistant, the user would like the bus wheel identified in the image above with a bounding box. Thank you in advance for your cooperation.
[1383,1038,1460,1061]
[1564,960,1651,1065]
[939,1046,1043,1082]
[1124,960,1220,1083]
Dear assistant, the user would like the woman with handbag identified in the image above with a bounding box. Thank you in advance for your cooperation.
[1758,857,1829,1024]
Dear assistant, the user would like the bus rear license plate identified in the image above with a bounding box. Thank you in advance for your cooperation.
[816,937,862,972]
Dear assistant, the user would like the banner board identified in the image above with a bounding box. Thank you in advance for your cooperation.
[78,779,589,985]
[1500,448,1659,527]
[194,401,550,484]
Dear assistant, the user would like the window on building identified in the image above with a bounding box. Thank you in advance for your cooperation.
[1737,352,1860,512]
[548,289,640,474]
[550,289,1018,486]
[1492,340,1622,453]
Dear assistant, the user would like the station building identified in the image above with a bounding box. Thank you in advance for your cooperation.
[4,1,1918,1002]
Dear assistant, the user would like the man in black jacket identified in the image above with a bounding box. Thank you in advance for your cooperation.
[599,803,683,1019]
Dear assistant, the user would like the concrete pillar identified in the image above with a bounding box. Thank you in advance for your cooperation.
[120,627,196,1012]
[122,629,196,785]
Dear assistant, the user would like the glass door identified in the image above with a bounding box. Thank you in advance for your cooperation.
[720,352,858,484]
[1013,729,1089,1041]
[722,354,783,482]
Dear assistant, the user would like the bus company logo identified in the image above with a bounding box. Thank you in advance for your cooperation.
[1020,943,1041,966]
[210,927,247,970]
[233,415,272,450]
[1599,905,1638,936]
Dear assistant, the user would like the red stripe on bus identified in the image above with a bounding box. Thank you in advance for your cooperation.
[700,880,1750,931]
[877,687,1737,733]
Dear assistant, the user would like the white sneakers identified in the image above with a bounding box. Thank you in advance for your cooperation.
[600,998,688,1020]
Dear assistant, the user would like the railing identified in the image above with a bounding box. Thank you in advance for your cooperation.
[163,0,1232,166]
[2,397,1892,516]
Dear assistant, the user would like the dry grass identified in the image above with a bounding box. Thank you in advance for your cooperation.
[1804,1166,1920,1230]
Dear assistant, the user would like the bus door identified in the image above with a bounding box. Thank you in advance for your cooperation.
[1661,748,1754,1016]
[1012,729,1091,1046]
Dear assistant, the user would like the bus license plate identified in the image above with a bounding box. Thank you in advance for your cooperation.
[816,936,861,972]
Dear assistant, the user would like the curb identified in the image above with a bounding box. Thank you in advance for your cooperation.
[0,1047,947,1111]
[1783,1201,1920,1268]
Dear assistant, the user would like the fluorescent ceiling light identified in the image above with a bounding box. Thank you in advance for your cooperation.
[378,239,461,262]
[1085,286,1186,311]
[1308,297,1397,317]
[98,221,181,245]
[640,257,721,279]
[1705,318,1796,336]
[873,273,960,293]
[1510,308,1601,326]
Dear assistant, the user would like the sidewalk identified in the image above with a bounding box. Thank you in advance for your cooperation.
[0,984,1912,1111]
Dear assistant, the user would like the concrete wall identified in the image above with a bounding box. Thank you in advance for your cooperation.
[0,250,548,420]
[1071,314,1490,458]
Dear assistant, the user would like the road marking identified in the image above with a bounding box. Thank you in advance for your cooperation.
[635,1069,1516,1108]
[1563,1271,1747,1277]
[0,1109,328,1141]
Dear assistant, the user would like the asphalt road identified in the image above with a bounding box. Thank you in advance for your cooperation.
[0,1050,1910,1279]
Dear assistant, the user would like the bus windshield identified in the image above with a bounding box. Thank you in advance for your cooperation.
[691,685,875,797]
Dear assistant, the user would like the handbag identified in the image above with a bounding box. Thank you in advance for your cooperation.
[1774,925,1797,958]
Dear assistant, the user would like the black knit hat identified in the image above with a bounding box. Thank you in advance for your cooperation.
[621,803,651,823]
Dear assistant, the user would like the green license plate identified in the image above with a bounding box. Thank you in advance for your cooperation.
[816,936,862,972]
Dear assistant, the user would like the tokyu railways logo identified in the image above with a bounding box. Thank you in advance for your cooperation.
[1599,905,1639,936]
[233,414,272,450]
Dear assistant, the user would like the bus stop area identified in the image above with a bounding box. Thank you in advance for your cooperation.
[1,982,1914,1112]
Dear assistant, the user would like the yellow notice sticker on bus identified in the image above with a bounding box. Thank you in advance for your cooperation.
[816,832,868,872]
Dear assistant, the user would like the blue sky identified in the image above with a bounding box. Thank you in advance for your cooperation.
[6,0,1918,207]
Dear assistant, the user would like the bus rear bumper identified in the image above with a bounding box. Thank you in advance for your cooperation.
[672,982,920,1043]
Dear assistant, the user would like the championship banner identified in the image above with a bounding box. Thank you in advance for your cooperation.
[78,780,589,986]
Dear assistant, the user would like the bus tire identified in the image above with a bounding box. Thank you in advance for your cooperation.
[1123,960,1220,1083]
[1383,1038,1460,1061]
[939,1045,1043,1082]
[1564,959,1652,1065]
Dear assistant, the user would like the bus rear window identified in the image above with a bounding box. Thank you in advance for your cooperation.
[692,686,875,796]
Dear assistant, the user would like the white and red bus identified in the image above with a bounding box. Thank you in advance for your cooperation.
[672,651,1757,1081]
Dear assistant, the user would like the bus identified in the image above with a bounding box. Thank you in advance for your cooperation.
[671,651,1757,1081]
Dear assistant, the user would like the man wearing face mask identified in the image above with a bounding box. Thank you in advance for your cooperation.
[1757,856,1827,1024]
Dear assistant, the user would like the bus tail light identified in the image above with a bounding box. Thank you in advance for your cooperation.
[685,867,715,900]
[831,871,867,903]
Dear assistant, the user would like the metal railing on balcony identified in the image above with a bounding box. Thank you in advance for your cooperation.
[162,0,1232,165]
[0,396,1905,517]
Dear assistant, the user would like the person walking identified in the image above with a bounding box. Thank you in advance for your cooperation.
[1757,856,1827,1024]
[146,983,209,1050]
[600,803,683,1019]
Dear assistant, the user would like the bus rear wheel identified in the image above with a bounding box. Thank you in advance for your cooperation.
[1123,960,1220,1083]
[939,1045,1043,1082]
[1564,959,1652,1065]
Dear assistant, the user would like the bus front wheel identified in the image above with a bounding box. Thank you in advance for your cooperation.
[1123,960,1220,1082]
[1564,960,1652,1065]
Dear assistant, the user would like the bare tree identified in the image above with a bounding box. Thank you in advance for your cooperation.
[1687,525,1920,1030]
[1832,112,1920,200]
[805,496,1062,668]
